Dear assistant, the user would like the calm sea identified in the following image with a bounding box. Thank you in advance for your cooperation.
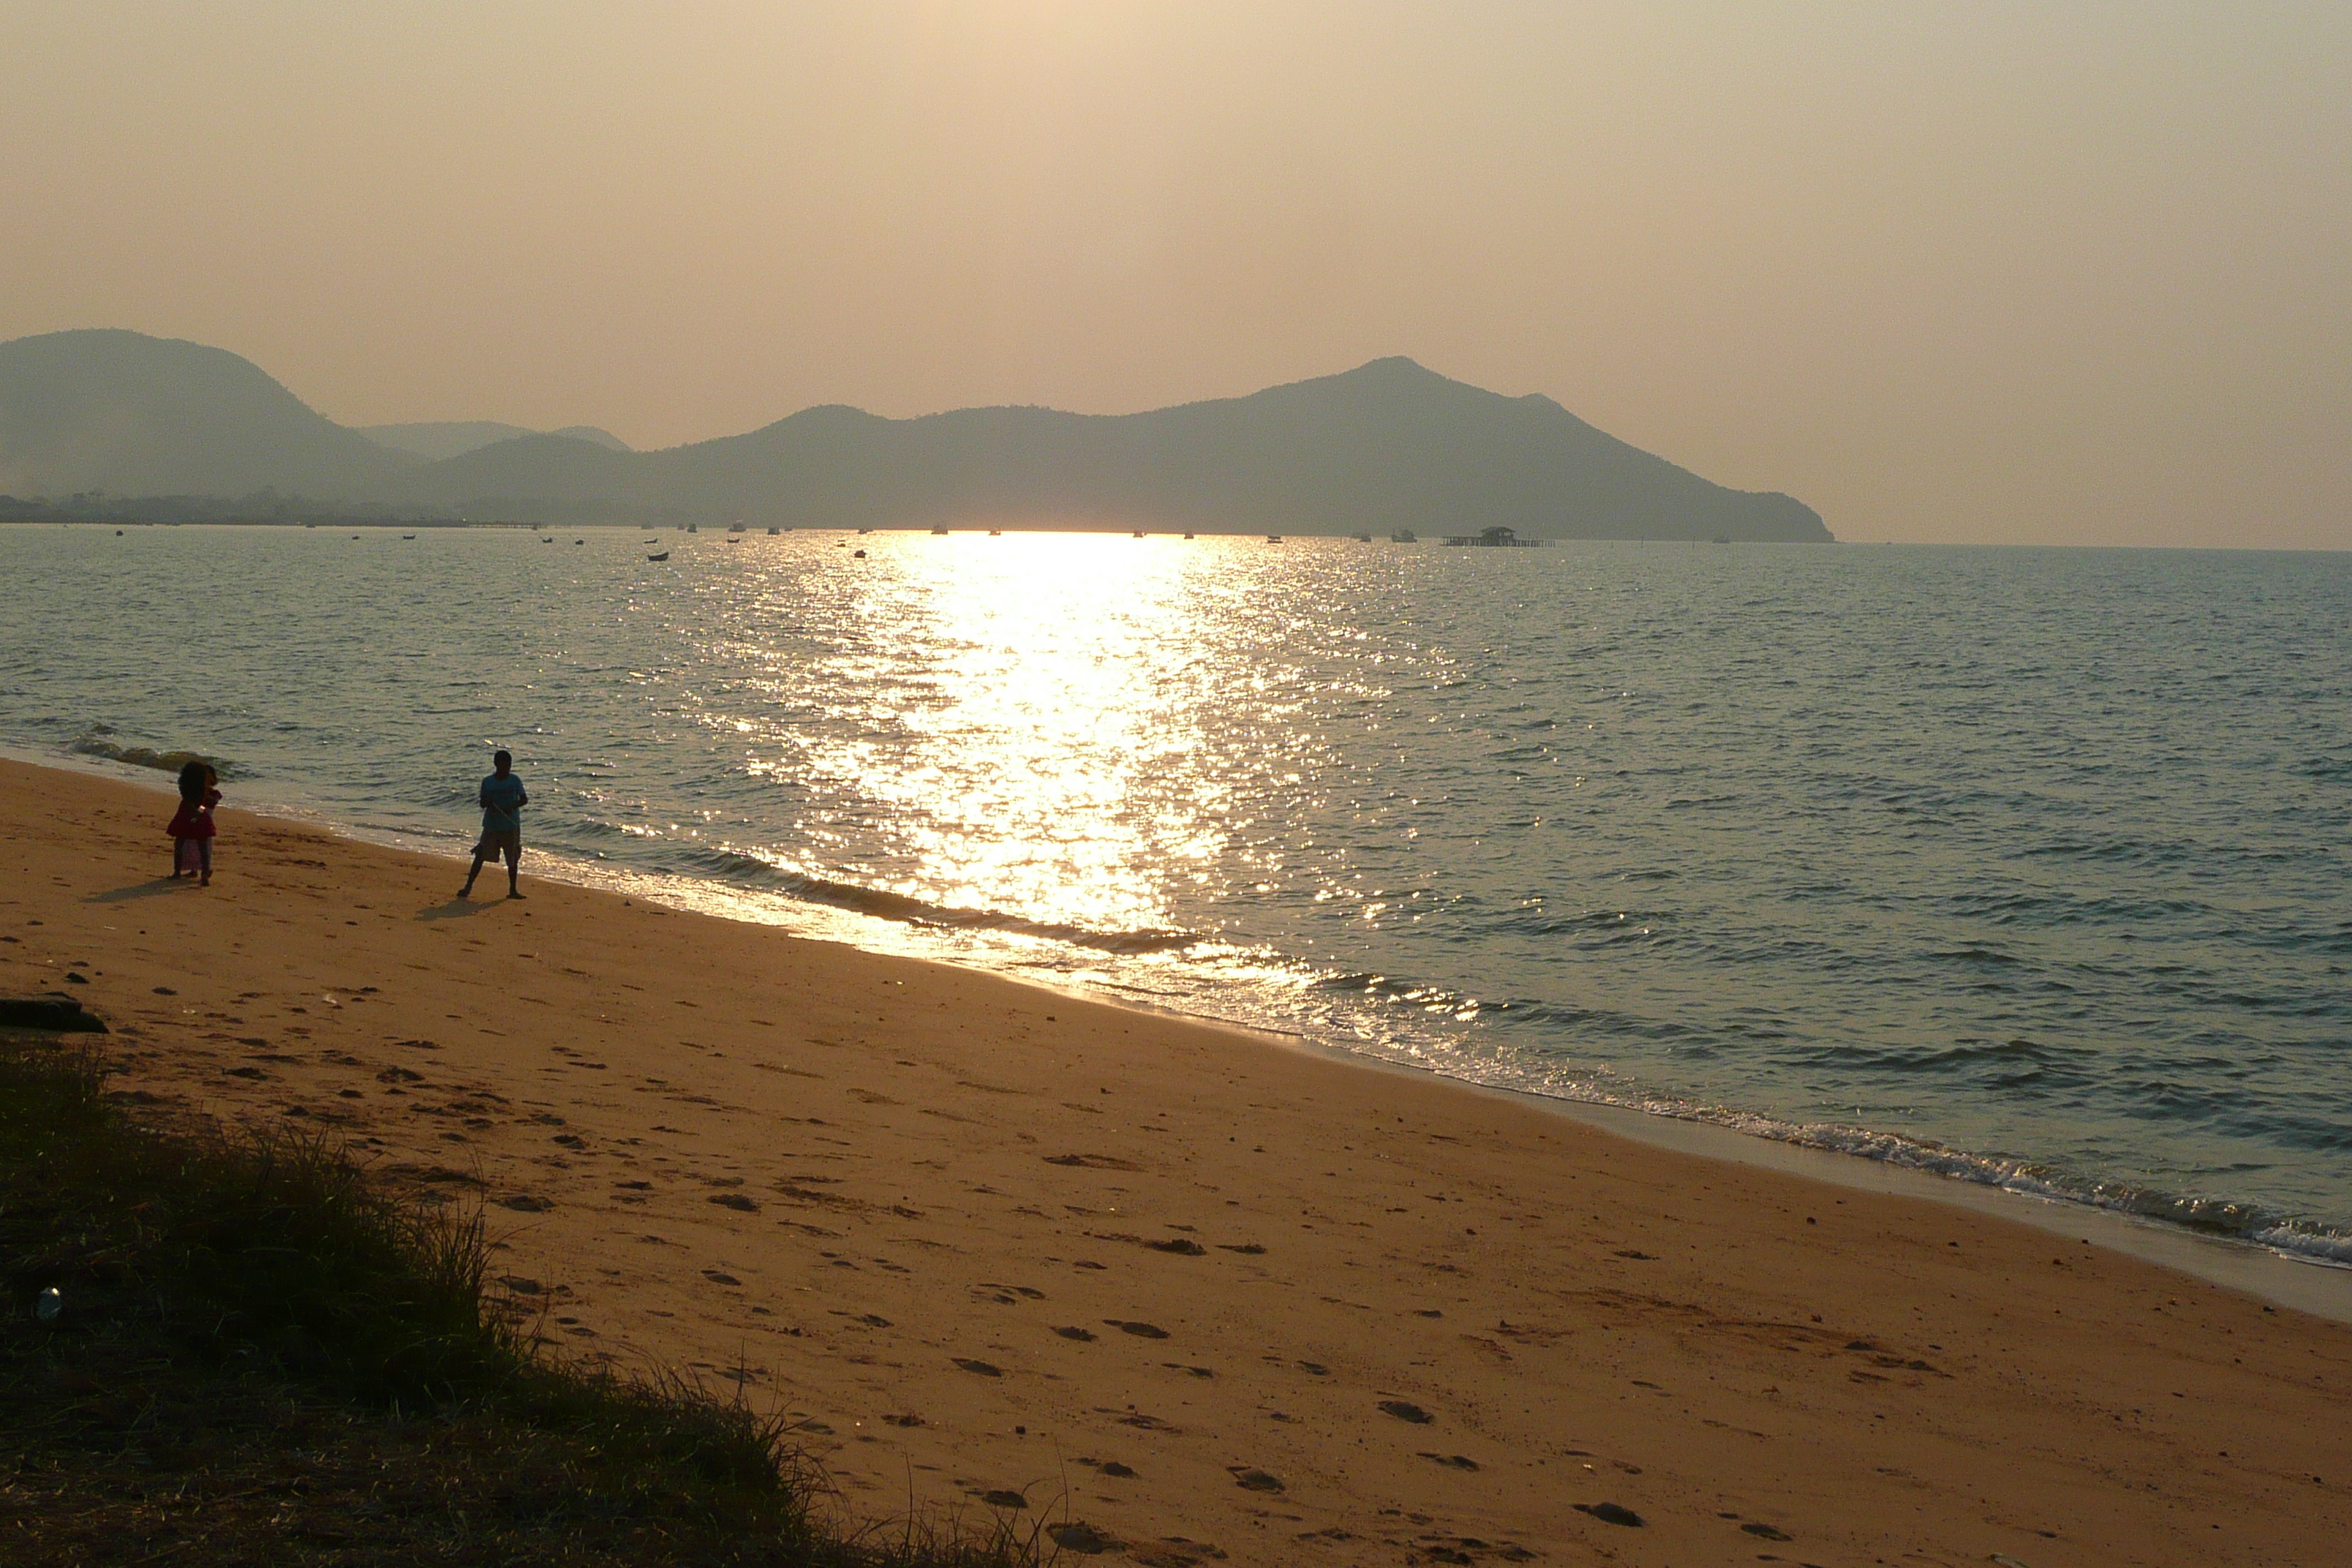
[4,524,2348,1259]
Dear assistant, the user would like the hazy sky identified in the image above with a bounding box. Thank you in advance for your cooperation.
[4,2,2347,548]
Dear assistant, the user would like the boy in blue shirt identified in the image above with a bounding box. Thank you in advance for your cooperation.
[460,750,529,900]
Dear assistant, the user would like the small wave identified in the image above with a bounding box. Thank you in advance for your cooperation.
[1575,1093,2352,1269]
[69,732,231,778]
[659,843,1196,954]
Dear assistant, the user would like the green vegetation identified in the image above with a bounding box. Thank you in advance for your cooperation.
[0,1035,1035,1566]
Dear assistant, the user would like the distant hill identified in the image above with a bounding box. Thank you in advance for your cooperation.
[0,330,414,498]
[0,330,1828,540]
[407,357,1828,540]
[359,420,630,461]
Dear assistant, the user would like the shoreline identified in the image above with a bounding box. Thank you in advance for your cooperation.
[32,738,2352,1321]
[9,753,2352,1561]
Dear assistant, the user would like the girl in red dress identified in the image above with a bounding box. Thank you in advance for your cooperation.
[166,760,220,886]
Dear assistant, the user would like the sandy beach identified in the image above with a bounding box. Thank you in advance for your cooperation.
[6,756,2351,1567]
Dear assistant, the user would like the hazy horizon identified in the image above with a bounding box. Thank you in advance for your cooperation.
[4,2,2347,549]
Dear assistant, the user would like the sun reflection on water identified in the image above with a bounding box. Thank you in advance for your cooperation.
[753,533,1237,941]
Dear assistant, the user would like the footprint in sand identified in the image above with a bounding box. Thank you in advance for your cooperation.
[953,1358,1003,1377]
[701,1270,742,1286]
[708,1193,760,1212]
[1380,1400,1435,1424]
[981,1489,1028,1509]
[1575,1502,1643,1527]
[1228,1467,1283,1493]
[1105,1320,1169,1339]
[1055,1326,1098,1341]
[1741,1523,1794,1542]
[1419,1452,1479,1471]
[1099,1461,1137,1478]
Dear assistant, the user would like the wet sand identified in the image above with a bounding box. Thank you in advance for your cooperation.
[7,755,2351,1567]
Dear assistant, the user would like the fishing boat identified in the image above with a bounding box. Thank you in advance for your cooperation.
[1390,529,1417,543]
[1265,535,1284,543]
[932,527,950,535]
[647,550,669,561]
[1352,532,1372,542]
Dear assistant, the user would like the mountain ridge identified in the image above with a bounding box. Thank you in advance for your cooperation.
[0,329,1829,540]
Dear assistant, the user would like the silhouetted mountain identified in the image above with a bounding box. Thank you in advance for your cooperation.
[411,358,1828,540]
[0,331,1828,540]
[0,330,413,497]
[357,420,535,462]
[360,420,630,461]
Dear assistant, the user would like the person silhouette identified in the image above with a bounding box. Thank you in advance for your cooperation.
[459,750,528,900]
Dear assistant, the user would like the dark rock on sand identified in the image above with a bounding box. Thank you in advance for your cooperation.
[0,998,108,1033]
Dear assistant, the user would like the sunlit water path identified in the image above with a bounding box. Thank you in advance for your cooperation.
[4,525,2348,1259]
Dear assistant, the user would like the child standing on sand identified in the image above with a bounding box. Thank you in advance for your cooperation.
[165,759,220,886]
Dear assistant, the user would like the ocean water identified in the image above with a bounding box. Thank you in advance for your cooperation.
[4,524,2348,1259]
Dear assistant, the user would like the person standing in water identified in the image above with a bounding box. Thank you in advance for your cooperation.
[459,750,528,900]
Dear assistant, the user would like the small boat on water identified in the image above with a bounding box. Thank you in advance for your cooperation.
[647,550,669,561]
[1265,535,1284,543]
[932,527,950,535]
[1352,532,1372,542]
[853,549,867,558]
[728,522,746,533]
[1390,529,1417,543]
[1183,532,1194,540]
[987,529,1002,536]
[1132,530,1146,538]
[767,527,780,535]
[573,539,583,545]
[402,533,417,540]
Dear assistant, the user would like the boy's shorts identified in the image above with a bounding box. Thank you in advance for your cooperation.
[473,829,522,861]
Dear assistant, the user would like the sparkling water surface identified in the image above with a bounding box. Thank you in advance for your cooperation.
[4,524,2348,1255]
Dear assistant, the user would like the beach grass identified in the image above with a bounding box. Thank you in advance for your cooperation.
[0,1032,1038,1566]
